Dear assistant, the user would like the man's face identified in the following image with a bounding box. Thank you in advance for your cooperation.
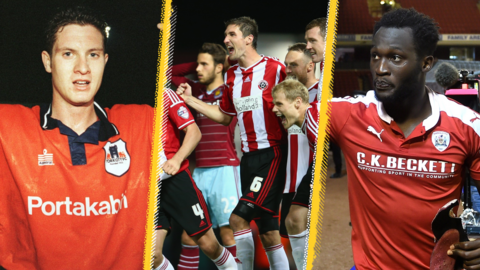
[285,50,311,86]
[272,91,300,129]
[42,24,108,107]
[370,27,424,104]
[224,24,249,61]
[305,27,325,63]
[196,53,218,85]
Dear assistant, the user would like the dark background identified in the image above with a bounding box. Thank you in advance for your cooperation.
[167,1,329,269]
[0,0,328,107]
[1,0,329,268]
[0,0,162,107]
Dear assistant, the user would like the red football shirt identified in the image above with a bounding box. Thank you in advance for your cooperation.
[170,62,240,167]
[219,55,287,152]
[162,88,196,174]
[0,103,153,269]
[328,90,480,269]
[171,62,204,98]
[302,101,320,152]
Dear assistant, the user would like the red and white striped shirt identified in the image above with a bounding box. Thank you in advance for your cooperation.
[284,81,319,193]
[219,56,287,152]
[301,101,320,152]
[162,89,196,174]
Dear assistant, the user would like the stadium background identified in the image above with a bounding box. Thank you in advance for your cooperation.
[3,0,479,269]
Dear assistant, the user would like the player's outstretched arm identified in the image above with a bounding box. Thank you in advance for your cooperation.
[177,83,233,126]
[162,123,202,175]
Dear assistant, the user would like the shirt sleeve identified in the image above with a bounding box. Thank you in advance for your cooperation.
[170,62,205,97]
[329,97,355,144]
[219,72,237,115]
[165,89,195,130]
[306,102,320,144]
[467,126,480,181]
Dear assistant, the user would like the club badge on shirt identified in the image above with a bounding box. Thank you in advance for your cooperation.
[214,89,223,99]
[177,106,189,119]
[104,139,131,177]
[432,131,450,152]
[258,80,269,91]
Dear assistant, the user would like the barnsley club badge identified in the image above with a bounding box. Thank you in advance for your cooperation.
[177,106,189,119]
[432,131,450,152]
[104,139,131,177]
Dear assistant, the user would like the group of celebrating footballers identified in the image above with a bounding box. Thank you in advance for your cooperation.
[154,15,326,270]
[4,4,480,270]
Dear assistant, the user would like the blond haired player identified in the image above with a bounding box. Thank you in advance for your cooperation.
[177,16,289,270]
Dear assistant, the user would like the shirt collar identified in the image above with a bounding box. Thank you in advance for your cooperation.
[39,102,119,141]
[375,87,439,131]
[238,55,265,71]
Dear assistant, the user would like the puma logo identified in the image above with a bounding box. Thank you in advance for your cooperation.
[470,115,480,123]
[367,126,384,142]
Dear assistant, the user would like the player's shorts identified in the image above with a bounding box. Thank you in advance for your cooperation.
[279,192,295,238]
[192,165,242,228]
[155,169,212,237]
[292,162,313,208]
[234,145,287,220]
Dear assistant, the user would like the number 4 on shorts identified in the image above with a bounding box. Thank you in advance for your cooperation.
[250,176,263,192]
[192,203,204,219]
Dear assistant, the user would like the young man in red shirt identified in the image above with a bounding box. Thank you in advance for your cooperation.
[272,9,480,270]
[0,6,153,269]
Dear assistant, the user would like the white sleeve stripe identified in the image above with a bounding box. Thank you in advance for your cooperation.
[219,106,237,116]
[170,101,184,108]
[178,120,194,130]
[165,89,182,103]
[307,111,318,129]
[275,64,282,85]
[438,95,480,137]
[307,124,318,138]
[309,123,319,132]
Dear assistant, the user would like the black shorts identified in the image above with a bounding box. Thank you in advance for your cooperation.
[279,192,295,238]
[155,169,212,236]
[233,145,287,220]
[292,162,313,208]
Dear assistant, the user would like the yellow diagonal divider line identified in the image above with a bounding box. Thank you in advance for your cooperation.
[143,0,173,269]
[306,0,339,268]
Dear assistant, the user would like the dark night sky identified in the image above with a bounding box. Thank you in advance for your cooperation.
[0,0,328,107]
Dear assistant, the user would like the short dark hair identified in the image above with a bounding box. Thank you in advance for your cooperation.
[225,16,259,49]
[45,6,108,55]
[287,43,312,59]
[306,17,327,40]
[373,8,439,57]
[199,43,227,66]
